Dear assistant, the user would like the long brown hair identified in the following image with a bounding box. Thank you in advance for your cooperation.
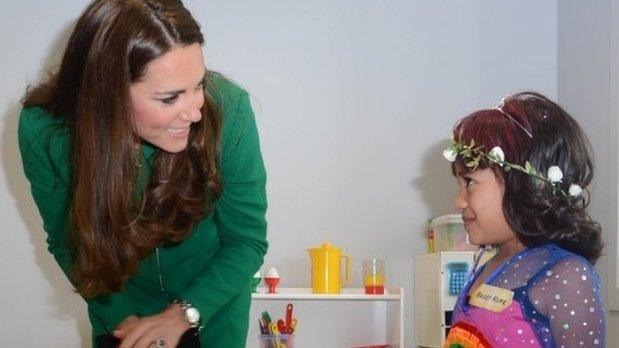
[23,0,222,297]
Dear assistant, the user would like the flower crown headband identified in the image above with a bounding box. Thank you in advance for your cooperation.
[443,96,582,198]
[443,139,583,198]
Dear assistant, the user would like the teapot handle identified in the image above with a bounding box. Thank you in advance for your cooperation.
[340,254,351,287]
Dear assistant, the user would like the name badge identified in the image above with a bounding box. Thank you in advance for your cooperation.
[469,283,513,313]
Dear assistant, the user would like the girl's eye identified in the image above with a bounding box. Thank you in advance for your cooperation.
[159,95,179,105]
[464,177,476,187]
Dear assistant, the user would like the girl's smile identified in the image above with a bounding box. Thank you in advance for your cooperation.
[462,214,475,229]
[454,168,517,249]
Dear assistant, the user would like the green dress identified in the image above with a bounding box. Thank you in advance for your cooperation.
[18,75,268,347]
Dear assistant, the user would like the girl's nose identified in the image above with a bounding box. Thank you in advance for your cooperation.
[454,189,467,211]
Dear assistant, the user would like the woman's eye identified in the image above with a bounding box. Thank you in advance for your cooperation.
[195,80,205,91]
[160,95,178,105]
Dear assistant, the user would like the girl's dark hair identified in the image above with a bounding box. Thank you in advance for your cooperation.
[452,92,603,263]
[22,0,222,297]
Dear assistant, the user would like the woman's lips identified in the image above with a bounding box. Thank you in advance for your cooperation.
[166,127,190,138]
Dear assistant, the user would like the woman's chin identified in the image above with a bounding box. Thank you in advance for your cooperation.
[154,140,189,153]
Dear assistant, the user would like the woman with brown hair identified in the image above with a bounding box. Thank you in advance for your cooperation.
[18,0,267,347]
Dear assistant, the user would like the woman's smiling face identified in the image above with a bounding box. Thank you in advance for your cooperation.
[130,43,206,153]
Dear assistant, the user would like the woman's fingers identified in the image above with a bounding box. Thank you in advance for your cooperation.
[117,305,189,347]
[133,328,180,348]
[113,315,140,338]
[117,320,154,348]
[133,331,163,348]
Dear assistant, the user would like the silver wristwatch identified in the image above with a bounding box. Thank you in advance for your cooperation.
[173,299,201,329]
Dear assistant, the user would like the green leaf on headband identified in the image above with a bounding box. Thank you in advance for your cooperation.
[510,164,525,172]
[466,158,479,169]
[525,161,533,173]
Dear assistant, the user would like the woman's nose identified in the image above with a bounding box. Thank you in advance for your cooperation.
[179,89,204,123]
[179,109,201,123]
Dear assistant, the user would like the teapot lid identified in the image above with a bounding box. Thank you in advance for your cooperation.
[308,242,341,252]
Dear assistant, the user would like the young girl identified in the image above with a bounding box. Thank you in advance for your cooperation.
[442,92,605,348]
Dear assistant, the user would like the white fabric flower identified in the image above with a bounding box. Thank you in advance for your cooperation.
[443,148,457,162]
[488,146,505,165]
[547,166,563,183]
[569,184,583,197]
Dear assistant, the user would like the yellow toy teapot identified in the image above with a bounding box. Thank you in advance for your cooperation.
[307,242,351,294]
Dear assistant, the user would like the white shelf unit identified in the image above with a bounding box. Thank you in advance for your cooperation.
[250,287,404,347]
[414,252,475,348]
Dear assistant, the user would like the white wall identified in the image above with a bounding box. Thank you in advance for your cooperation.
[199,3,557,346]
[0,1,558,347]
[557,0,619,346]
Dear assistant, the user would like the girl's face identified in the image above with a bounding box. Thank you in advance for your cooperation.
[454,168,518,247]
[129,43,206,153]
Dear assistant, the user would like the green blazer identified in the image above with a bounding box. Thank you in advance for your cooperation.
[18,75,268,347]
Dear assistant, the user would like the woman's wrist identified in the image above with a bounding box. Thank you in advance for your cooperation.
[169,299,202,330]
[166,303,187,326]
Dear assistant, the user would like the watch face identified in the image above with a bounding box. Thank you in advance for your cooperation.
[186,307,200,324]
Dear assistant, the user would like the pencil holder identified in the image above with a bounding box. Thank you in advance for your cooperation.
[258,333,294,348]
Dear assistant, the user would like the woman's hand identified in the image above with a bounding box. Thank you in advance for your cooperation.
[113,304,190,348]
